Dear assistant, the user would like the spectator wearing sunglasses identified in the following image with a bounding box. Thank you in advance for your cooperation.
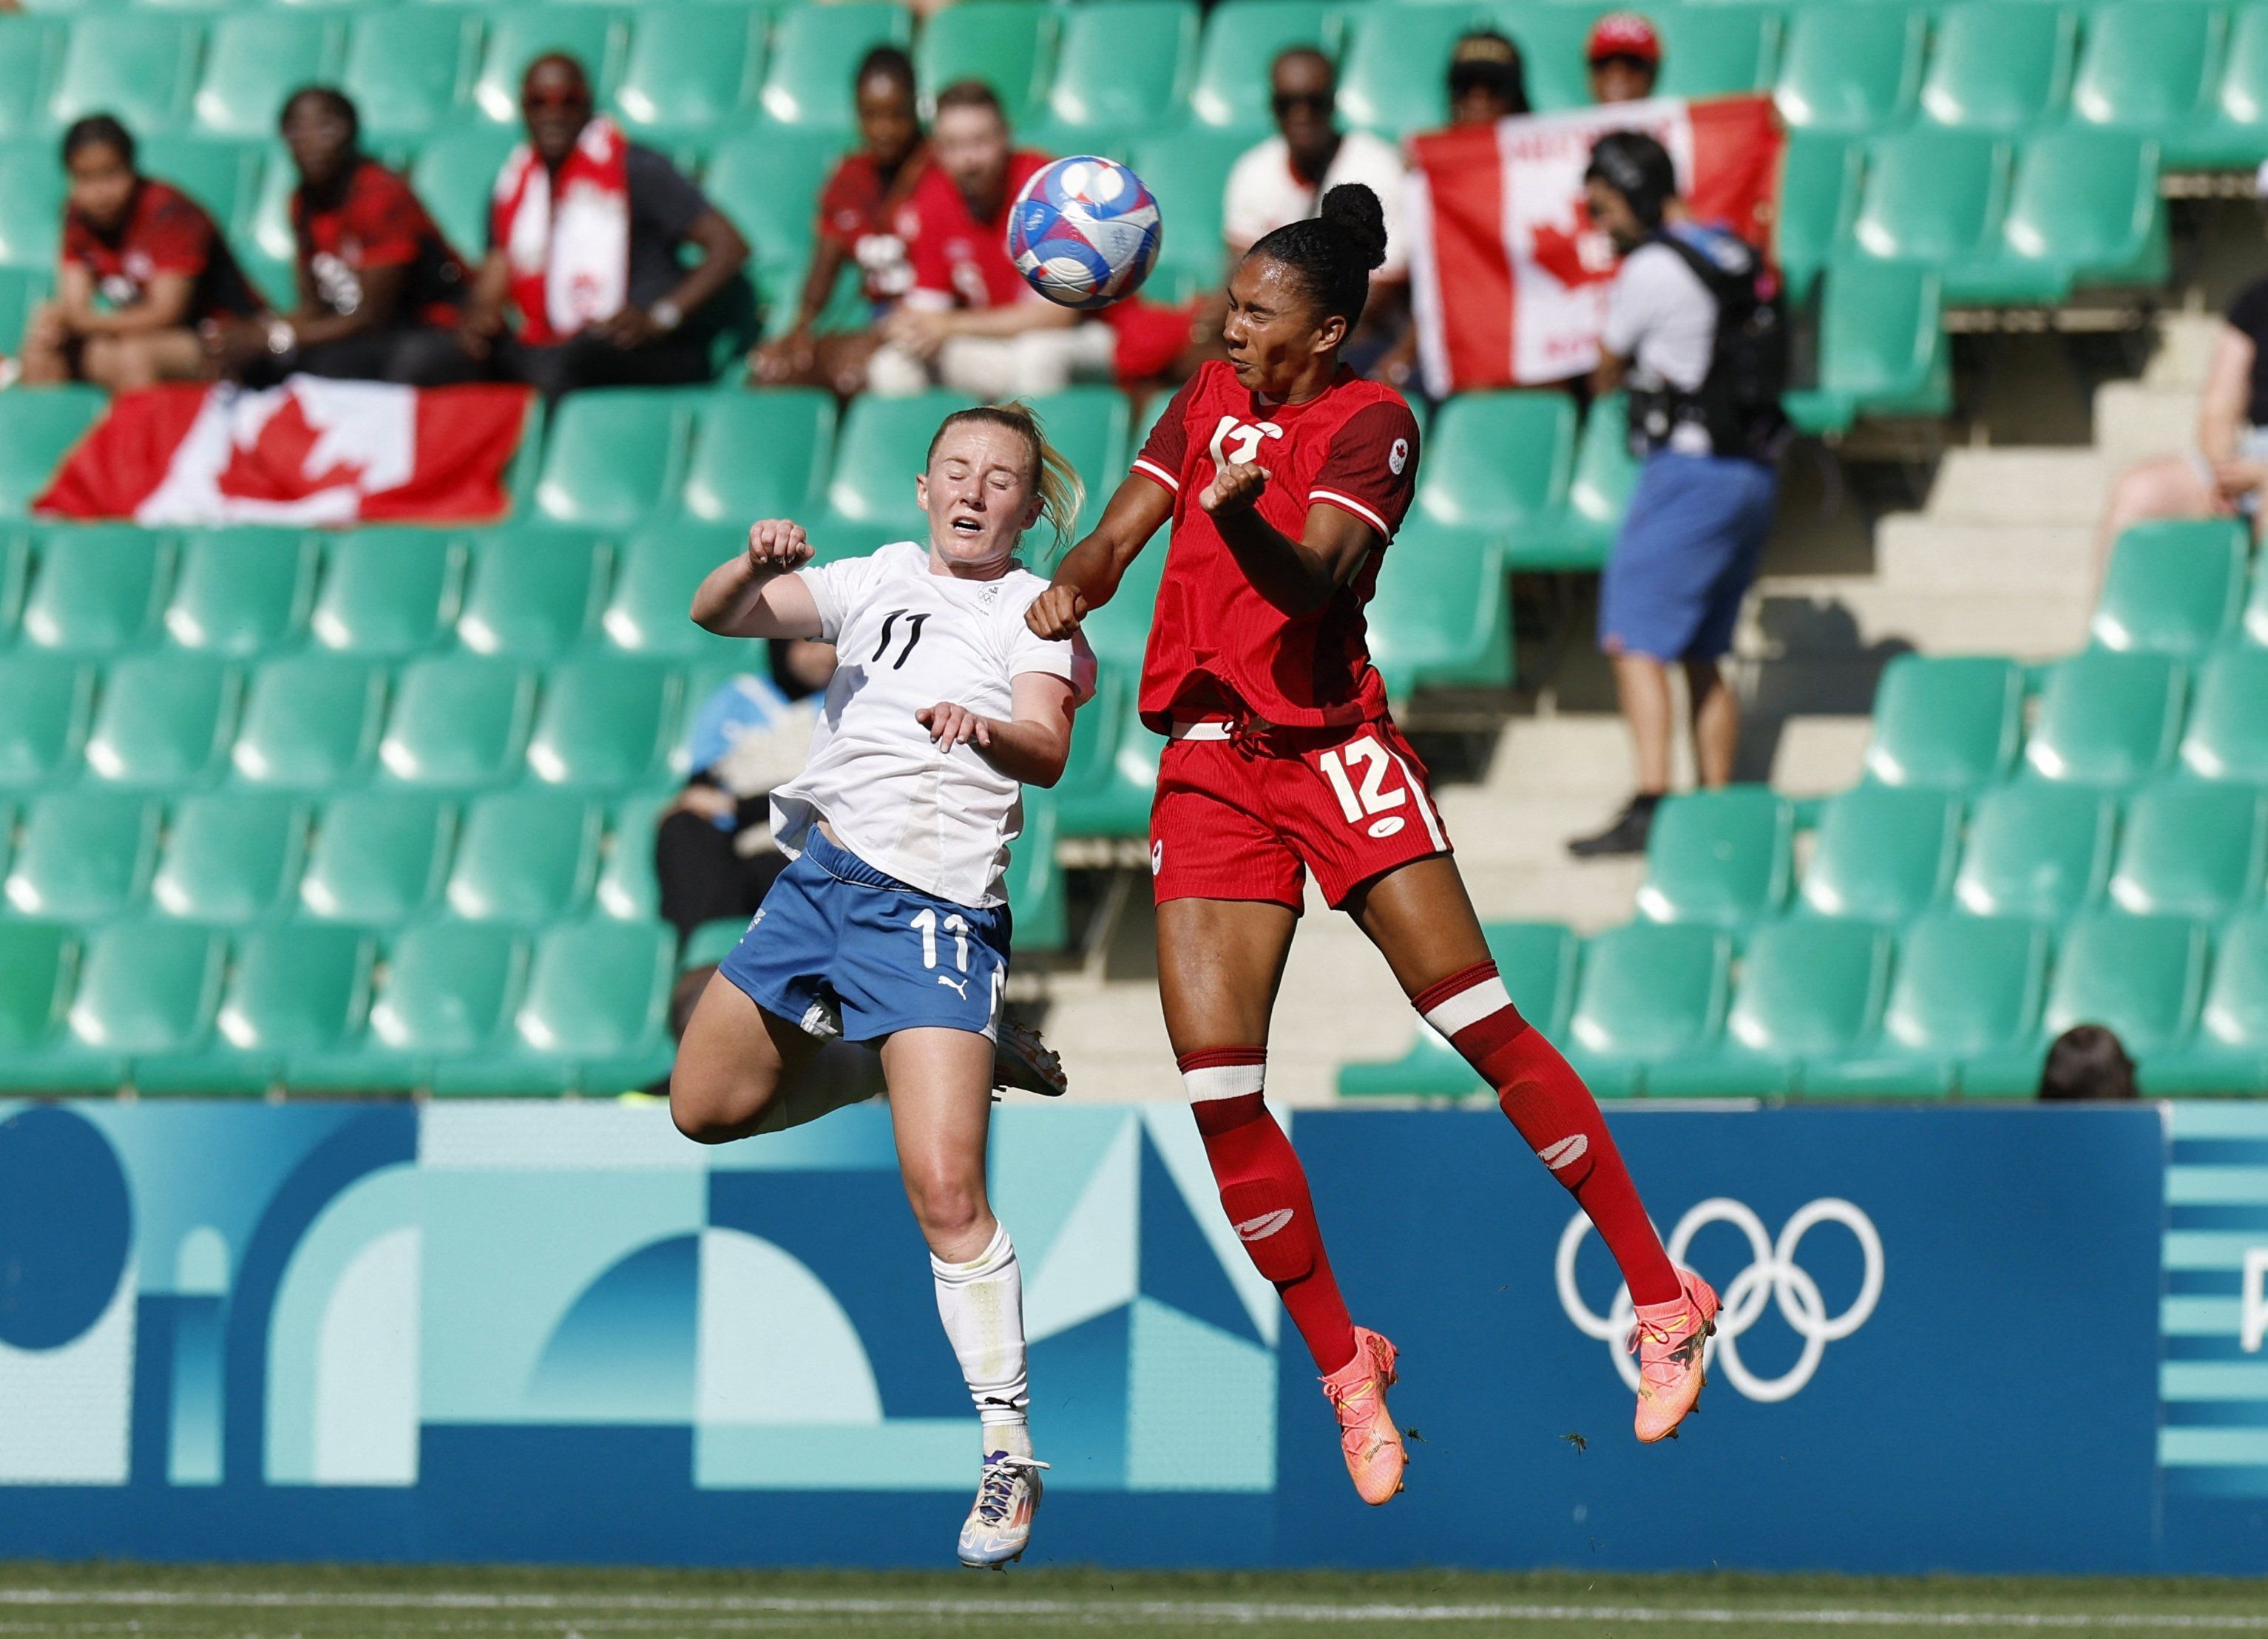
[458,54,749,398]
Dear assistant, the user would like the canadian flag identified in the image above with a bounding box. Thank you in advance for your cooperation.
[36,376,535,526]
[1407,96,1783,396]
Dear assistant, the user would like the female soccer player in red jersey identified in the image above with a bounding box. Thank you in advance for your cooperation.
[1027,184,1719,1505]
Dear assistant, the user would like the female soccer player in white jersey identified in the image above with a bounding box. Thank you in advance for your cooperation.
[671,403,1097,1569]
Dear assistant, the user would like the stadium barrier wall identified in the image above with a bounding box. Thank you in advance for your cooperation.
[0,1098,2261,1574]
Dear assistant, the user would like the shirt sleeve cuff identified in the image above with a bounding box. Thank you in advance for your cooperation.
[1310,487,1392,537]
[1131,458,1179,492]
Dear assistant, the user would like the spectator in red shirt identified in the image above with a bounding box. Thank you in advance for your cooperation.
[866,81,1114,400]
[204,87,480,387]
[748,45,930,398]
[1588,13,1661,105]
[20,115,262,392]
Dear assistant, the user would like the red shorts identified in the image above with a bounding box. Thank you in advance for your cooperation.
[1149,716,1453,912]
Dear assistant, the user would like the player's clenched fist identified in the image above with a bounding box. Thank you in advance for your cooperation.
[1200,461,1270,515]
[1024,583,1088,640]
[917,701,992,750]
[745,518,813,574]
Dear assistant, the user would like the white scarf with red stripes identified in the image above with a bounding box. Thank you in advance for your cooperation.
[492,115,630,345]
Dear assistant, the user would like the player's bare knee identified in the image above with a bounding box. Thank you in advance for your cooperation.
[905,1167,986,1245]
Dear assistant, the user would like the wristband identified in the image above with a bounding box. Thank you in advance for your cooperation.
[264,318,296,356]
[649,299,683,333]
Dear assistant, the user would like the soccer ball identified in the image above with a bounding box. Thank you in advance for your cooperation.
[1007,156,1162,311]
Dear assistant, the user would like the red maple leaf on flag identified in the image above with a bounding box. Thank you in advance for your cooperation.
[1529,194,1619,292]
[213,392,370,504]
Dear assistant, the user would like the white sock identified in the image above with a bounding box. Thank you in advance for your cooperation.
[931,1221,1032,1457]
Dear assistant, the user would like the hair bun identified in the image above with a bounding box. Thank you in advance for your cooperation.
[1319,184,1389,275]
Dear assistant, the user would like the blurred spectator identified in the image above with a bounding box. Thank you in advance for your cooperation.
[1449,30,1531,126]
[2039,1025,2139,1102]
[867,81,1114,398]
[20,115,263,393]
[1224,49,1409,376]
[656,639,837,946]
[1570,132,1782,858]
[751,46,929,398]
[461,55,748,398]
[1588,13,1662,105]
[204,88,479,387]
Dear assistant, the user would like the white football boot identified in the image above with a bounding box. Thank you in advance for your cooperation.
[957,1450,1048,1568]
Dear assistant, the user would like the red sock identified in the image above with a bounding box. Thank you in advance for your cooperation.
[1413,963,1682,1308]
[1179,1048,1358,1376]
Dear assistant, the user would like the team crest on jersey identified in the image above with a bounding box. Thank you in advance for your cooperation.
[1389,438,1409,475]
[1208,415,1285,467]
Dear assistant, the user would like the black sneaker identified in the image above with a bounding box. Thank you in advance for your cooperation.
[1568,796,1660,859]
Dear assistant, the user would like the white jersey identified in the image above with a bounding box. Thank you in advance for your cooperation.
[770,540,1096,909]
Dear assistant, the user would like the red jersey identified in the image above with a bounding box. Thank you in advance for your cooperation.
[818,146,930,308]
[291,158,467,327]
[904,151,1050,311]
[62,178,258,325]
[1130,360,1422,730]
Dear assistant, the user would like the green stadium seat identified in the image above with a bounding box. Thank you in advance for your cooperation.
[291,922,527,1091]
[0,387,105,515]
[1487,11,1597,114]
[3,790,157,920]
[1651,919,1892,1098]
[0,526,24,641]
[299,792,454,923]
[2071,1,2221,139]
[1190,0,1338,132]
[166,529,319,655]
[84,654,239,789]
[311,528,468,658]
[1652,5,1782,103]
[682,389,836,525]
[473,7,626,126]
[1950,778,2114,920]
[455,530,608,657]
[2038,909,2208,1062]
[529,388,696,530]
[0,795,13,880]
[1077,536,1165,673]
[2236,550,2268,645]
[0,922,75,1059]
[149,138,263,234]
[2110,779,2265,920]
[2176,3,2268,171]
[1337,4,1469,135]
[1784,259,1953,435]
[1808,912,2048,1096]
[1031,1,1198,155]
[1517,395,1636,571]
[1957,129,2167,306]
[1633,785,1792,927]
[525,656,681,788]
[2091,518,2246,656]
[379,656,537,787]
[1853,129,2008,270]
[19,526,174,654]
[1917,3,2075,133]
[681,917,747,971]
[431,918,673,1094]
[611,4,764,143]
[76,919,224,1063]
[1131,126,1245,295]
[1775,132,1860,303]
[2152,911,2268,1093]
[705,126,842,302]
[1025,385,1128,543]
[444,787,601,922]
[1412,390,1574,570]
[1775,4,1924,134]
[0,18,55,143]
[139,925,376,1096]
[2182,645,2268,782]
[1338,921,1579,1097]
[0,268,50,362]
[1006,789,1066,954]
[602,524,742,658]
[1054,673,1160,839]
[594,791,665,917]
[343,10,479,141]
[0,140,61,270]
[1861,654,2023,789]
[1563,922,1731,1095]
[918,1,1058,132]
[230,654,385,789]
[47,14,198,132]
[2022,649,2184,787]
[194,11,342,140]
[819,390,971,555]
[1366,514,1513,698]
[1796,784,1960,923]
[409,124,518,261]
[759,4,913,132]
[0,654,91,790]
[149,791,308,923]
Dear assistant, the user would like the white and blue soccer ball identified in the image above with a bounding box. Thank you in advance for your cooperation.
[1007,156,1162,311]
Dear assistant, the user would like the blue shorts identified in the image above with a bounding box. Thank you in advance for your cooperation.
[717,828,1010,1044]
[1600,452,1778,663]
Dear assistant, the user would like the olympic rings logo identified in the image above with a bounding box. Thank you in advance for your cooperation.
[1556,1198,1884,1403]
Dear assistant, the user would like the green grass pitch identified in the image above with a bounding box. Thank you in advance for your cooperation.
[3,1562,2267,1638]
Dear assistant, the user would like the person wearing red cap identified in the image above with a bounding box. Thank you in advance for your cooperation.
[1587,12,1661,104]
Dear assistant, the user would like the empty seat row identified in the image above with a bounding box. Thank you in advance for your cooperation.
[1340,907,2268,1099]
[0,915,674,1096]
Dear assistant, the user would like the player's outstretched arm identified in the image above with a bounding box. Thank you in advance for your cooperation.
[915,673,1080,788]
[691,519,826,639]
[1028,475,1175,639]
[1200,461,1377,615]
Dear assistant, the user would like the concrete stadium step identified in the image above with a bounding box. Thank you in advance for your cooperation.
[2096,381,2199,472]
[2141,310,2223,392]
[1740,577,2091,659]
[1923,448,2105,527]
[1872,518,2096,591]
